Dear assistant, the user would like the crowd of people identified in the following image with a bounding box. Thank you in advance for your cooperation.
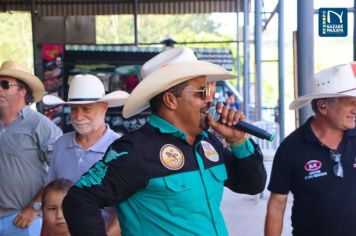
[1,47,356,236]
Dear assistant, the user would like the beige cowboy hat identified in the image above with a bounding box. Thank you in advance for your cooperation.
[123,47,235,118]
[289,63,356,110]
[0,61,45,102]
[43,74,129,107]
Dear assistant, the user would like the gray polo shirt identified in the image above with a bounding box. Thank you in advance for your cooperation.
[0,106,62,216]
[46,124,120,226]
[46,125,121,183]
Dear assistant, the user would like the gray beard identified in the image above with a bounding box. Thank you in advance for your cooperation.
[0,108,7,120]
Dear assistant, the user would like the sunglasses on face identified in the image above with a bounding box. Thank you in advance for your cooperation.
[185,85,211,100]
[330,150,343,178]
[0,80,20,90]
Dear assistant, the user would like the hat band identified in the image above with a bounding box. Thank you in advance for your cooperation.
[339,87,356,93]
[68,98,101,102]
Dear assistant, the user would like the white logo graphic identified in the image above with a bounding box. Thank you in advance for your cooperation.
[201,141,219,162]
[327,10,343,24]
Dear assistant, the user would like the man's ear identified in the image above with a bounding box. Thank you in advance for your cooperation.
[19,87,27,98]
[162,92,178,110]
[317,99,327,114]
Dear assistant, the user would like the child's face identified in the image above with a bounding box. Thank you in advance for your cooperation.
[43,190,70,236]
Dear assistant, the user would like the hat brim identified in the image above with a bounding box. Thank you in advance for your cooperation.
[0,70,45,102]
[43,90,129,108]
[123,61,235,118]
[289,89,356,110]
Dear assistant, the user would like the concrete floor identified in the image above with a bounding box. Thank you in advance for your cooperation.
[221,157,293,236]
[221,189,293,236]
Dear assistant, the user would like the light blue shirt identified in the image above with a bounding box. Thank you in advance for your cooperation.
[46,124,121,225]
[46,125,120,183]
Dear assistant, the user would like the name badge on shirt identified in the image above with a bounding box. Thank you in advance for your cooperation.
[201,141,219,162]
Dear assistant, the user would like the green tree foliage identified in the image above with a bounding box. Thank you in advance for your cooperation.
[96,15,135,44]
[0,12,33,70]
[96,14,240,91]
[96,14,234,45]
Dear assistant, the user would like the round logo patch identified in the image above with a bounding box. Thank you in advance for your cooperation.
[201,141,219,162]
[304,160,322,172]
[160,144,185,170]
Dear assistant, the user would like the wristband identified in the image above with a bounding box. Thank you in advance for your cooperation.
[230,133,249,147]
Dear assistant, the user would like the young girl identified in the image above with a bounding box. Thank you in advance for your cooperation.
[41,178,73,236]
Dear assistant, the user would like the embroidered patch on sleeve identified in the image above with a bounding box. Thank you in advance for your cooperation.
[104,149,128,163]
[76,161,108,188]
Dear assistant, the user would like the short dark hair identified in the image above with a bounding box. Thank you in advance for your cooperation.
[311,99,319,113]
[149,81,189,114]
[42,178,74,206]
[17,80,34,104]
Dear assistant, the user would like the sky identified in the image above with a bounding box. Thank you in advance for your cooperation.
[212,0,353,39]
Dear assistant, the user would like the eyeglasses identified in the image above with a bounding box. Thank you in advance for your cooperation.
[330,150,344,178]
[185,85,211,100]
[0,80,20,90]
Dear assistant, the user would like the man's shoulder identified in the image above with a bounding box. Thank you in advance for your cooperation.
[275,125,306,158]
[27,109,61,128]
[104,126,122,140]
[21,109,62,137]
[110,124,162,150]
[58,131,75,139]
[282,123,306,143]
[54,131,75,146]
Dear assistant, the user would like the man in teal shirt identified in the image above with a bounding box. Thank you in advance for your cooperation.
[63,47,266,236]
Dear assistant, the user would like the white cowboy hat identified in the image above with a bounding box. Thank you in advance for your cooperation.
[43,74,128,107]
[123,47,235,118]
[0,61,45,102]
[289,63,356,110]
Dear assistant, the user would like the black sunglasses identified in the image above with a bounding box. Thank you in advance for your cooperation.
[330,150,343,178]
[0,80,20,90]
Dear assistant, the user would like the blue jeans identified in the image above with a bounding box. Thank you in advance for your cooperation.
[0,211,42,236]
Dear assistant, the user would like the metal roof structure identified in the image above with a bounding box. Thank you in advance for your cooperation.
[1,0,244,16]
[0,0,291,141]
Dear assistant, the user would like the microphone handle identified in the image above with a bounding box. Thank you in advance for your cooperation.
[207,106,274,141]
[234,120,274,141]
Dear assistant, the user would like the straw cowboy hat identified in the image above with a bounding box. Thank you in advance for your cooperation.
[123,47,235,118]
[0,61,45,102]
[289,63,356,110]
[43,74,129,107]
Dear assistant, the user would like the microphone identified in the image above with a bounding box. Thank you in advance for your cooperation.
[208,107,275,142]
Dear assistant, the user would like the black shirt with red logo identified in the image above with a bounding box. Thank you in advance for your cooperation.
[268,117,356,236]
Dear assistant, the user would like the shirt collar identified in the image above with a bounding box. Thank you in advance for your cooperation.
[19,106,31,118]
[68,124,114,153]
[147,114,208,141]
[0,106,30,128]
[302,116,356,144]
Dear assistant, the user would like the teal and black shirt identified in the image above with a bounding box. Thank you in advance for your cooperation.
[63,114,266,236]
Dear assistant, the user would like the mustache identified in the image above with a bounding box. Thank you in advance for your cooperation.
[201,105,212,114]
[72,120,90,126]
